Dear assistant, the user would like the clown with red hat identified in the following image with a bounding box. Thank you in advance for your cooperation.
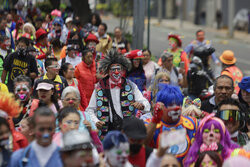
[158,34,189,74]
[125,49,146,92]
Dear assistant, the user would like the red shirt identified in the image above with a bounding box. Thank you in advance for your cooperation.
[128,146,146,167]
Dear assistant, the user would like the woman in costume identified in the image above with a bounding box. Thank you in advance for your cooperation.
[184,114,239,167]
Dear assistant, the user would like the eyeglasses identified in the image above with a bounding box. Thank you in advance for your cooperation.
[48,64,60,69]
[217,110,241,121]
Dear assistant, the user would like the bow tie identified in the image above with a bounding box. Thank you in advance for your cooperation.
[200,142,218,153]
[110,83,122,89]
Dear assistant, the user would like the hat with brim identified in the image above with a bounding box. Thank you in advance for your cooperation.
[36,83,54,90]
[219,50,236,65]
[238,76,250,92]
[168,34,182,47]
[122,116,147,140]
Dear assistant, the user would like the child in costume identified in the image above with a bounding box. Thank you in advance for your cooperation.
[184,114,239,167]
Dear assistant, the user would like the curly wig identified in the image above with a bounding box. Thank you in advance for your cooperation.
[99,49,131,75]
[0,92,22,118]
[156,84,184,107]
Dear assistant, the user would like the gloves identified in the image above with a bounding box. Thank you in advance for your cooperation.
[152,103,164,124]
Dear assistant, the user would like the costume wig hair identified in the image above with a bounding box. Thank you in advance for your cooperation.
[156,84,184,107]
[0,92,22,118]
[99,49,131,75]
[103,130,128,151]
[184,116,239,167]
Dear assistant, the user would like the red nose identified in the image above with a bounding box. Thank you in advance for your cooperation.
[114,71,119,75]
[69,100,74,104]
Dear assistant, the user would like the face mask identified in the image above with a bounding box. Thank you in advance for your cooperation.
[129,143,142,154]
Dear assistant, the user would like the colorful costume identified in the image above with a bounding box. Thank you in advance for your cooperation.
[145,116,198,162]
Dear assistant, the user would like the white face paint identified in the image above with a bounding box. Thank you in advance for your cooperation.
[105,142,129,167]
[167,105,181,121]
[14,84,30,102]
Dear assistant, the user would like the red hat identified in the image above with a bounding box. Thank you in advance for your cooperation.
[84,33,99,44]
[125,49,144,59]
[36,28,48,41]
[168,34,182,47]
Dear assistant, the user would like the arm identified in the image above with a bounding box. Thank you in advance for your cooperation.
[145,122,157,145]
[211,52,219,64]
[133,82,151,113]
[85,89,99,124]
[1,70,7,83]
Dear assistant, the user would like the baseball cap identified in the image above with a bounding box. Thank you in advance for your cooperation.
[65,17,73,24]
[61,130,92,152]
[122,116,147,140]
[125,50,144,59]
[36,82,54,91]
[238,76,250,92]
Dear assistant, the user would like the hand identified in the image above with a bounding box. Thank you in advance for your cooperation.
[179,68,185,75]
[131,102,145,110]
[152,102,164,124]
[99,153,106,167]
[83,120,92,131]
[96,121,105,130]
[23,68,28,75]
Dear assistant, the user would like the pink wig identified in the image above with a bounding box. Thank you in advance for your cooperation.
[184,118,239,166]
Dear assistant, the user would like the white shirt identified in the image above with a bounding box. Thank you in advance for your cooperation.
[85,79,150,123]
[58,55,82,68]
[32,141,57,167]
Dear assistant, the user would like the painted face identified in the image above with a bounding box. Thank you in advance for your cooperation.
[109,64,124,83]
[35,116,55,147]
[59,113,80,134]
[169,39,178,48]
[62,92,80,109]
[87,42,97,53]
[106,142,129,167]
[200,154,218,167]
[163,104,181,123]
[202,124,221,146]
[14,83,30,102]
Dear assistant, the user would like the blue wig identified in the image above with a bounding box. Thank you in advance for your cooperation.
[156,84,184,107]
[102,130,128,150]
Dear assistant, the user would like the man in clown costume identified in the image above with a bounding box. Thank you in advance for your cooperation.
[144,84,198,164]
[86,49,150,139]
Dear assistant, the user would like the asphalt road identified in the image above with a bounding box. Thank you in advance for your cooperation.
[103,16,250,76]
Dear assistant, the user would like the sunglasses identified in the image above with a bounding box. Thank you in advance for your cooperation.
[48,64,60,69]
[217,110,241,121]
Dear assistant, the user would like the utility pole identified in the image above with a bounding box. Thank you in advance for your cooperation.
[158,0,162,23]
[132,0,145,50]
[147,0,151,49]
[228,0,235,38]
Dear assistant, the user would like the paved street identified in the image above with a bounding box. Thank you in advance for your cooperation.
[102,15,250,76]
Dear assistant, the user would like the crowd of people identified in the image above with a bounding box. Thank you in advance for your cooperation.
[0,1,249,167]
